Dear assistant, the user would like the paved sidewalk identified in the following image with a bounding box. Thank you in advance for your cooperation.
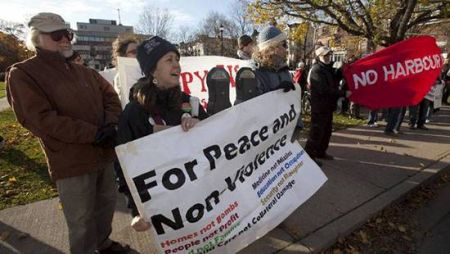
[1,106,449,254]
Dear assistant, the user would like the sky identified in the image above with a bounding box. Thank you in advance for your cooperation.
[0,0,235,33]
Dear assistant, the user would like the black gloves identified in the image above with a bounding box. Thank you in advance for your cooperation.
[278,81,296,92]
[93,124,118,148]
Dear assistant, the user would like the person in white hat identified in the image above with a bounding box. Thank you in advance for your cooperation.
[6,12,130,254]
[304,46,351,165]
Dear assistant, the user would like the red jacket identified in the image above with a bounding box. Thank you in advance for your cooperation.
[293,68,303,84]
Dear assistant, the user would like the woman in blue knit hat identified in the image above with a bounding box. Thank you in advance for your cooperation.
[252,25,293,94]
[252,25,304,139]
[115,36,208,231]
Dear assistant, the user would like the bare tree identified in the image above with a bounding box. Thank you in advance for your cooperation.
[229,0,254,35]
[175,25,194,43]
[136,7,173,39]
[199,11,239,38]
[0,19,25,40]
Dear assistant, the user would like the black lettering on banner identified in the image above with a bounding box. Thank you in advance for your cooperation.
[225,165,244,191]
[273,104,296,134]
[152,208,184,235]
[151,190,221,235]
[224,143,238,160]
[205,190,220,211]
[184,159,199,181]
[133,170,157,202]
[259,126,269,141]
[145,105,296,236]
[238,135,251,154]
[203,145,221,170]
[289,104,296,121]
[186,203,204,223]
[162,168,186,190]
[250,130,260,146]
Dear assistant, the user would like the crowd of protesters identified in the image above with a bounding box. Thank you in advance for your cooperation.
[3,10,449,254]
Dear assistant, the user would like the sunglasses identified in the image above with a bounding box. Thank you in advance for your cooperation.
[280,41,288,49]
[43,30,74,42]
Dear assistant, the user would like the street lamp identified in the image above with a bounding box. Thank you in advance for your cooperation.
[219,24,224,56]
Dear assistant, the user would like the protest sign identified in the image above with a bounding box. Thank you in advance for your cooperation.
[115,89,327,254]
[425,81,444,109]
[117,56,252,109]
[343,36,444,109]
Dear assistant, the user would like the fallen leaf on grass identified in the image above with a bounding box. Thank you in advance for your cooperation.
[388,222,396,228]
[402,235,412,241]
[346,245,360,254]
[332,249,343,254]
[398,225,407,232]
[358,230,369,244]
[8,177,17,184]
[5,190,15,197]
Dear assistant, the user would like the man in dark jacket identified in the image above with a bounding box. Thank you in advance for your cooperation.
[6,12,129,254]
[304,46,351,165]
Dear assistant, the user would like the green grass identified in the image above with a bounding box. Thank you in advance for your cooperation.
[332,113,367,130]
[0,82,5,98]
[298,113,366,139]
[0,109,57,210]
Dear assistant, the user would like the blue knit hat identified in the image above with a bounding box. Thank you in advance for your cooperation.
[137,36,180,77]
[257,26,287,50]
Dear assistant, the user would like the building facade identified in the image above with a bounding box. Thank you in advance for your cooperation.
[72,19,133,70]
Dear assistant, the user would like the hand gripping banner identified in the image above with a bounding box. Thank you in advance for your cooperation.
[343,36,444,109]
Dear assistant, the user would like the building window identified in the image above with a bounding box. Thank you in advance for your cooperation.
[104,27,110,31]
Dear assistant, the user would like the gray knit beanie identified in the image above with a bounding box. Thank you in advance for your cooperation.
[257,26,287,50]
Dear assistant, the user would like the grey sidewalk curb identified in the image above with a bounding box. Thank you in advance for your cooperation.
[279,157,450,253]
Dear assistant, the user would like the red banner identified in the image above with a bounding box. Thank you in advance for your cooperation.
[343,36,443,109]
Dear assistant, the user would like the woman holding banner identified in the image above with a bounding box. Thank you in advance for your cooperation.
[116,36,208,231]
[252,25,303,139]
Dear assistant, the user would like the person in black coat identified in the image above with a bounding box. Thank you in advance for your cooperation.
[116,36,208,232]
[304,46,351,165]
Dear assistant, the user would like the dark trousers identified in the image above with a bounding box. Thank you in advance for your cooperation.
[368,110,378,124]
[385,107,406,132]
[409,99,430,127]
[305,111,333,158]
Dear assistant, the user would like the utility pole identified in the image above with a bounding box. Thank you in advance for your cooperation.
[220,24,224,56]
[117,8,122,25]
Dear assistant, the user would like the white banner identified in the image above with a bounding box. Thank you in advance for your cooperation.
[115,89,327,254]
[433,82,444,109]
[117,56,252,109]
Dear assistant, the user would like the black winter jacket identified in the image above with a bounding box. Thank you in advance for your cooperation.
[309,61,345,113]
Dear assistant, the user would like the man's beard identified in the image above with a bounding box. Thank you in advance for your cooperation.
[59,45,73,58]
